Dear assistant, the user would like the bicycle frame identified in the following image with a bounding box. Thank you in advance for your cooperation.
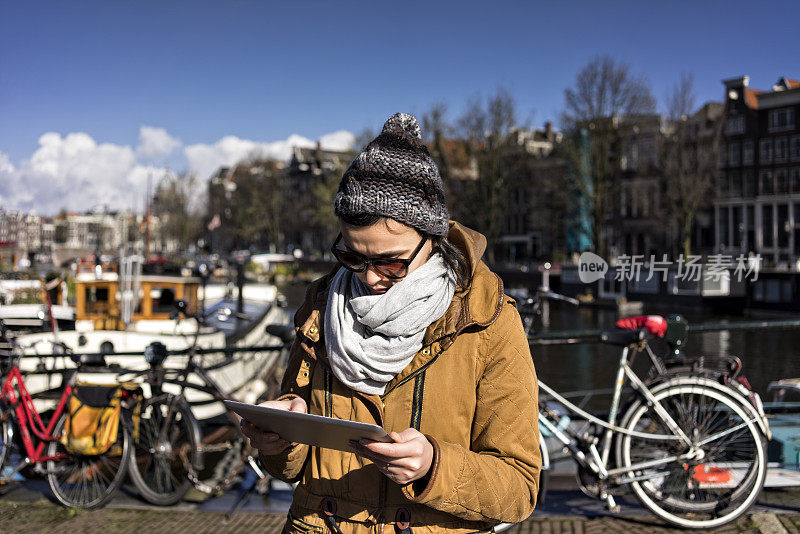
[1,364,71,467]
[537,343,717,490]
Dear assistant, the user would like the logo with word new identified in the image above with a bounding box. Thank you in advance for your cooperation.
[578,252,608,283]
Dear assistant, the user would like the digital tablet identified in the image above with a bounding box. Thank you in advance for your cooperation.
[224,399,392,452]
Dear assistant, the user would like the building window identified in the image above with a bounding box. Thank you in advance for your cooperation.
[760,139,773,163]
[743,139,754,165]
[762,204,774,248]
[746,205,755,251]
[759,170,774,195]
[730,170,742,197]
[719,174,729,197]
[791,135,800,162]
[728,142,740,166]
[718,207,729,248]
[775,137,788,163]
[726,115,745,135]
[743,170,756,198]
[620,188,627,217]
[643,135,657,167]
[769,108,796,132]
[795,203,800,256]
[718,144,727,168]
[776,168,788,194]
[732,205,743,248]
[778,204,790,249]
[791,168,800,194]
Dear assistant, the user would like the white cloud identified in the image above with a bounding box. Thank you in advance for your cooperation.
[136,126,182,160]
[183,130,354,180]
[184,134,319,180]
[2,127,355,214]
[0,151,22,207]
[4,132,153,214]
[318,130,356,152]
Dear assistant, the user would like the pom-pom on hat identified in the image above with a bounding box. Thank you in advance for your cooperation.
[334,113,450,237]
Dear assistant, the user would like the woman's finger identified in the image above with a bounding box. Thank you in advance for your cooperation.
[251,437,290,454]
[361,438,422,459]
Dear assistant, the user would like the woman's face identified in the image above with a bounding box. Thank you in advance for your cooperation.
[339,219,433,295]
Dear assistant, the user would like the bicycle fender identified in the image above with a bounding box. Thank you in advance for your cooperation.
[153,393,205,471]
[647,376,771,440]
[177,396,205,471]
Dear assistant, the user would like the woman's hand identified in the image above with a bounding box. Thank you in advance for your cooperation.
[240,397,307,455]
[350,428,434,485]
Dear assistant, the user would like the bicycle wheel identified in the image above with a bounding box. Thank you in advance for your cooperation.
[617,383,766,529]
[0,407,12,472]
[128,394,200,505]
[46,411,131,509]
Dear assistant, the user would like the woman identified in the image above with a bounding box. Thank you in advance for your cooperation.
[243,113,541,533]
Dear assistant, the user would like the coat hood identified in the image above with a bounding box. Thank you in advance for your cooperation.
[421,221,505,346]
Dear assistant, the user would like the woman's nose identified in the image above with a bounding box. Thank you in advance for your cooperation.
[364,265,385,286]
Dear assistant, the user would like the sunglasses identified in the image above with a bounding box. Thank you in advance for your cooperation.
[331,233,427,280]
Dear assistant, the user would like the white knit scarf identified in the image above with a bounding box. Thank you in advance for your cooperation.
[324,253,456,395]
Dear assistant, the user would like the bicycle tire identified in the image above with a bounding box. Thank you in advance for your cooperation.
[128,394,200,505]
[46,411,131,509]
[616,382,766,529]
[0,407,12,473]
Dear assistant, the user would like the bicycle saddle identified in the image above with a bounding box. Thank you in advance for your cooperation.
[614,315,667,337]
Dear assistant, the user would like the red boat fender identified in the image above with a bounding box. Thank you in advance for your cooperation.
[614,315,667,337]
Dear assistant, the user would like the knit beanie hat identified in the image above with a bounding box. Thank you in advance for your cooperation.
[334,113,450,237]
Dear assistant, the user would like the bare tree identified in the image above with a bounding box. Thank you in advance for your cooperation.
[662,73,722,257]
[421,102,450,144]
[452,88,522,264]
[562,55,656,257]
[153,171,203,252]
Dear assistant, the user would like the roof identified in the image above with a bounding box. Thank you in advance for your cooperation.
[745,88,762,109]
[432,138,473,169]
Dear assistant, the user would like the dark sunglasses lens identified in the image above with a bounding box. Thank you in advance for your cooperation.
[373,261,407,279]
[333,249,366,271]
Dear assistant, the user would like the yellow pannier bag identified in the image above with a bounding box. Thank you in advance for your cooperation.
[59,382,141,456]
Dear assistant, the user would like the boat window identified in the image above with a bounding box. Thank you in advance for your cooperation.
[84,287,110,315]
[150,287,176,315]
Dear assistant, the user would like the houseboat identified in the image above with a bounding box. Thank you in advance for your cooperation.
[15,259,289,419]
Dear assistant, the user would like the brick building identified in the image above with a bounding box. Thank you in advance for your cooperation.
[716,76,800,268]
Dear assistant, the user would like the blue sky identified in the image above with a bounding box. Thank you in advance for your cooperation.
[1,0,798,214]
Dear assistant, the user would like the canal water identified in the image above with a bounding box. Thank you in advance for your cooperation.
[277,282,800,406]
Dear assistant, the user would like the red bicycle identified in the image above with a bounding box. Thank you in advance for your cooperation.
[0,321,133,509]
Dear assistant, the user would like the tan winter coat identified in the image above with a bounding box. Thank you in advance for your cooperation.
[261,222,541,533]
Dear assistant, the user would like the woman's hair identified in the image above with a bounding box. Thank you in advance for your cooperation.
[338,213,471,290]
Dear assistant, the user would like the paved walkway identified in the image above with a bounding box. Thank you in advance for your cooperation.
[2,474,798,533]
[1,502,799,534]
